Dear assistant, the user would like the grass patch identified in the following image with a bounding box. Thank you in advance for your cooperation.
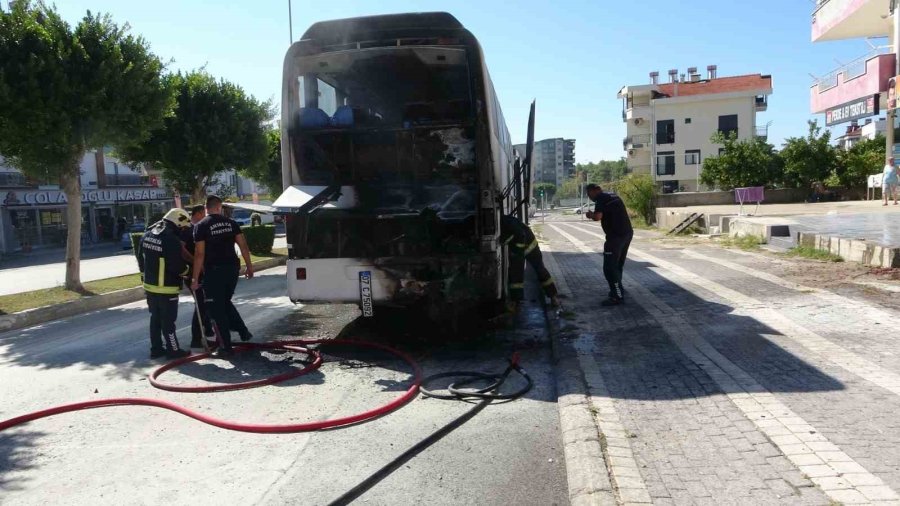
[785,246,844,262]
[718,235,763,250]
[0,250,290,315]
[0,273,142,315]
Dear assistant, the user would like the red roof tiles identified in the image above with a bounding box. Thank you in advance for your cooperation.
[656,74,772,98]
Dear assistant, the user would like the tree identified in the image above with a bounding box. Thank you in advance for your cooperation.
[556,176,582,200]
[780,120,837,189]
[700,132,783,190]
[608,174,655,226]
[121,70,271,203]
[835,134,884,188]
[239,128,284,196]
[0,2,171,291]
[576,158,628,183]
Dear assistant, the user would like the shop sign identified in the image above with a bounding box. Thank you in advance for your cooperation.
[2,188,171,207]
[825,95,879,126]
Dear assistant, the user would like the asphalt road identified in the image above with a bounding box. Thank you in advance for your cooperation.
[0,237,287,296]
[0,266,567,505]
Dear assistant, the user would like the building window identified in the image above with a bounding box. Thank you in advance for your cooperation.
[718,114,738,137]
[656,119,675,144]
[656,151,675,176]
[685,118,692,124]
[685,150,701,165]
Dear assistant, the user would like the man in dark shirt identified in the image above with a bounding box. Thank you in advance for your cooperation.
[191,196,254,356]
[586,184,634,306]
[181,204,214,348]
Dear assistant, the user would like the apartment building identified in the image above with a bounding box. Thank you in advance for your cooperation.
[834,118,886,150]
[513,138,576,186]
[618,66,773,193]
[810,0,896,156]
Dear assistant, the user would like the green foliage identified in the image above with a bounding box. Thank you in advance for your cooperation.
[534,183,557,201]
[700,132,783,190]
[719,235,763,250]
[242,224,275,255]
[555,177,581,200]
[835,134,884,188]
[239,128,284,195]
[786,246,844,262]
[130,233,144,265]
[576,159,627,183]
[0,2,171,176]
[120,70,272,201]
[780,121,838,189]
[607,174,655,226]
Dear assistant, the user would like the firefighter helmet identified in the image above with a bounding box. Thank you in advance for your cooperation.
[162,208,192,228]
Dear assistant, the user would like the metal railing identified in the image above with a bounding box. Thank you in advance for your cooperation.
[755,125,769,140]
[812,0,830,15]
[623,134,652,148]
[813,48,892,91]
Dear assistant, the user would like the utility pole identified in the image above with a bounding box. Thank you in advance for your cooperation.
[888,3,899,165]
[288,0,293,45]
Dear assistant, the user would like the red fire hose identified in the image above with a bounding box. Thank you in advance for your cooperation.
[0,339,422,434]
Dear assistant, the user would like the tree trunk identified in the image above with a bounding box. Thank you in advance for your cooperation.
[60,166,84,293]
[191,186,206,206]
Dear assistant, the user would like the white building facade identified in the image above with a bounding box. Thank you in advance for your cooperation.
[618,67,773,192]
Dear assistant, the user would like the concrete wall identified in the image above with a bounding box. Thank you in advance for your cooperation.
[655,188,808,208]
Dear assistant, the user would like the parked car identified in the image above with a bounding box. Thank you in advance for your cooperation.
[121,223,147,249]
[231,209,274,226]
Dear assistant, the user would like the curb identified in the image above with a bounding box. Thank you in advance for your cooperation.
[542,245,618,506]
[0,256,288,334]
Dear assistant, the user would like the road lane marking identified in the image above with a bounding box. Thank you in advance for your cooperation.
[549,223,900,504]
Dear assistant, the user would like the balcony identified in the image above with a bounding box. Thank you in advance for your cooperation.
[755,125,769,141]
[812,0,891,42]
[755,95,768,111]
[810,51,895,113]
[623,134,652,150]
[104,174,152,187]
[627,164,651,175]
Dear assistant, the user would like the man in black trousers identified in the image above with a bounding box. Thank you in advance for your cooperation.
[585,184,633,306]
[191,196,254,357]
[181,204,214,348]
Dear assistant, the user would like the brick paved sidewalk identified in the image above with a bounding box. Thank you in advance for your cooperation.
[542,218,900,505]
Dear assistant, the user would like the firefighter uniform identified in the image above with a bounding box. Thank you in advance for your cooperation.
[500,215,559,304]
[193,213,251,353]
[138,209,192,359]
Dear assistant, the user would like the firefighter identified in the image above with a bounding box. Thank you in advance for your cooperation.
[500,213,560,311]
[180,204,215,348]
[191,196,254,357]
[585,183,634,306]
[138,208,193,359]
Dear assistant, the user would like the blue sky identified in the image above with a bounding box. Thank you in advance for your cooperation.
[51,0,879,164]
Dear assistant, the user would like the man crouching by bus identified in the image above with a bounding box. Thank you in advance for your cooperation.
[138,208,193,359]
[501,214,560,313]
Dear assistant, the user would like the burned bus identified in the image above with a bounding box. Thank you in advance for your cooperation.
[274,12,534,322]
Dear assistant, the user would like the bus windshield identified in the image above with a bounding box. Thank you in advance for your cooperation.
[285,46,477,218]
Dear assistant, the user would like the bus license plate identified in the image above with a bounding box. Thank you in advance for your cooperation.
[359,271,374,317]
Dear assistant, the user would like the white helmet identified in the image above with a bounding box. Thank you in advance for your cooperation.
[163,208,192,228]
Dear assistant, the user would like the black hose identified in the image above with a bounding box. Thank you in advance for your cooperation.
[327,357,532,506]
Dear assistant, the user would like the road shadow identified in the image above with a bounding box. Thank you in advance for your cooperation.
[157,347,326,389]
[549,248,845,400]
[0,429,44,493]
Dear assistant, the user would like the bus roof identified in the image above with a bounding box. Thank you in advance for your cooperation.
[301,12,463,44]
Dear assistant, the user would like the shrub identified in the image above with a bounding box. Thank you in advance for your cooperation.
[608,174,655,226]
[130,233,144,266]
[242,224,275,255]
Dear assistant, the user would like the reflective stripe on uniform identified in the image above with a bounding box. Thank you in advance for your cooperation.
[508,283,524,289]
[158,258,166,292]
[541,276,555,287]
[144,283,180,295]
[523,239,538,255]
